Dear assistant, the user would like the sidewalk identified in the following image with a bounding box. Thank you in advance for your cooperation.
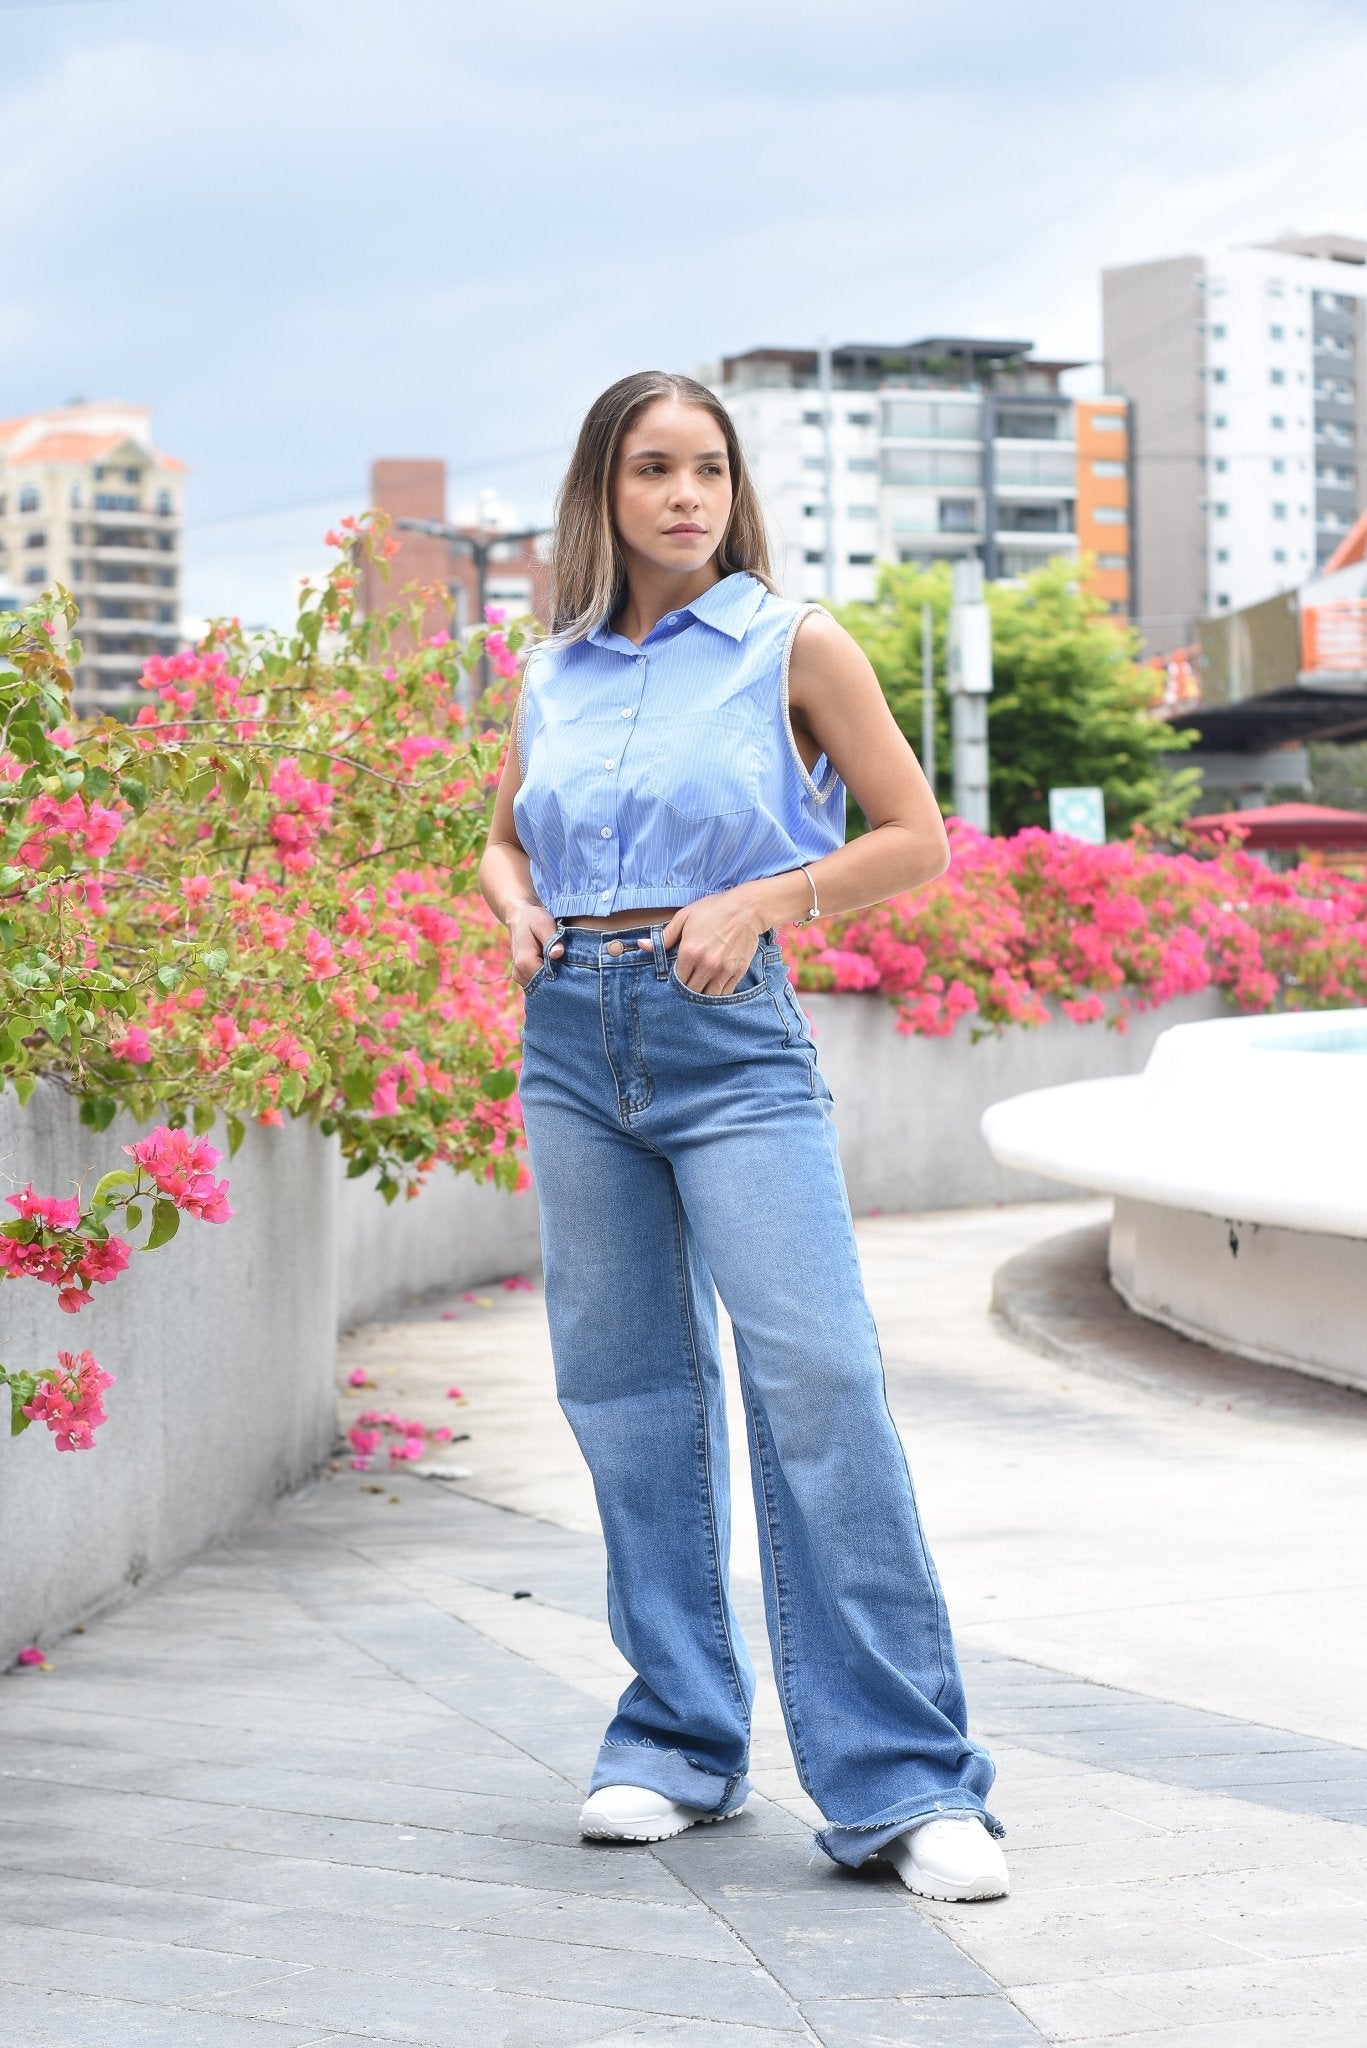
[2,1200,1366,2046]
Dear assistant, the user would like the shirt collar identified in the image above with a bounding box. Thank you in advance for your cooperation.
[587,571,767,649]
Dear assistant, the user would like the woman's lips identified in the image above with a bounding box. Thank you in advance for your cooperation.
[664,525,705,536]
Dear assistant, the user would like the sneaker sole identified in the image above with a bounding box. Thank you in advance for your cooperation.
[896,1871,1010,1903]
[579,1803,746,1845]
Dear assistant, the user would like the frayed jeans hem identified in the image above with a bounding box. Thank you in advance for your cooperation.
[816,1797,1006,1868]
[589,1738,752,1816]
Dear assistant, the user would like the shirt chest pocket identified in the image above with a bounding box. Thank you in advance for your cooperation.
[637,712,762,820]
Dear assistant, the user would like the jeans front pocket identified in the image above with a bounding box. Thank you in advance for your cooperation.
[669,946,773,1005]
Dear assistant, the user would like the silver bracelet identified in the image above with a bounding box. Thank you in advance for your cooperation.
[792,864,821,927]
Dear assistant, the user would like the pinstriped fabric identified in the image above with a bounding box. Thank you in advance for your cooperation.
[512,572,846,917]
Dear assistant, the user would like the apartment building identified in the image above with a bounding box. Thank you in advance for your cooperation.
[1104,232,1367,657]
[359,458,552,647]
[713,338,1134,614]
[0,401,186,712]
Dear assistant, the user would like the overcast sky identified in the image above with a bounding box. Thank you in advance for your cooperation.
[3,0,1366,626]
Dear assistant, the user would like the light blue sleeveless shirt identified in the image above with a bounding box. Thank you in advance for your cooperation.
[512,572,845,917]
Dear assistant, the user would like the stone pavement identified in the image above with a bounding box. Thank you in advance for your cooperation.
[3,1200,1367,2047]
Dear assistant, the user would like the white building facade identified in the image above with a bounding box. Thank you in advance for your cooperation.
[713,339,1131,614]
[0,402,186,713]
[1104,233,1367,657]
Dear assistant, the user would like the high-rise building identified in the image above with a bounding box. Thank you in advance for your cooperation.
[1103,233,1367,657]
[0,402,185,713]
[713,339,1134,615]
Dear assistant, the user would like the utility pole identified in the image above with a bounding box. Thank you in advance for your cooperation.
[395,516,550,696]
[947,558,993,829]
[818,336,836,604]
[920,600,936,795]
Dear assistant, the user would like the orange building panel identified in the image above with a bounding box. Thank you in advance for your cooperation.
[1074,400,1131,619]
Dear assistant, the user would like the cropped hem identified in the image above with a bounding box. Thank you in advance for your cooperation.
[545,886,692,917]
[589,1738,751,1816]
[815,1797,1006,1868]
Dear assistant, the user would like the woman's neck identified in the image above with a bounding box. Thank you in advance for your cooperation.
[611,560,726,646]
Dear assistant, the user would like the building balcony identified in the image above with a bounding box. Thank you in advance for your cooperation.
[81,611,179,634]
[86,579,178,599]
[84,541,176,563]
[992,527,1078,549]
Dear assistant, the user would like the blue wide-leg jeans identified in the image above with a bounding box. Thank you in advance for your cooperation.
[516,920,1001,1865]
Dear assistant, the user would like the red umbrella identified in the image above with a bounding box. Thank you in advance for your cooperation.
[1186,803,1367,851]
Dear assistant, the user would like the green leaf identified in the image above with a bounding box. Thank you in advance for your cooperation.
[79,1095,118,1132]
[90,1169,136,1205]
[341,1065,374,1110]
[201,948,229,976]
[225,1115,245,1158]
[145,1197,181,1251]
[192,1101,216,1135]
[156,964,183,990]
[125,1201,143,1229]
[483,1067,518,1101]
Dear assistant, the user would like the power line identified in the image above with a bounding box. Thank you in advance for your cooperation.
[185,441,567,533]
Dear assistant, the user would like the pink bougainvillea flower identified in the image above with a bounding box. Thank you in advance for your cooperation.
[122,1127,233,1222]
[15,1647,47,1667]
[22,1350,115,1452]
[347,1367,370,1388]
[500,1273,534,1291]
[108,1025,154,1065]
[6,1185,82,1230]
[446,1386,465,1401]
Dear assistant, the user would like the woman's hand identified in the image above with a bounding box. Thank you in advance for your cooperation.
[638,893,763,995]
[509,902,563,989]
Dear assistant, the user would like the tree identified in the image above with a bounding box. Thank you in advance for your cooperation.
[836,556,1200,837]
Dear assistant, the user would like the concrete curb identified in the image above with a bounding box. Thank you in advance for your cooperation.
[990,1219,1367,1419]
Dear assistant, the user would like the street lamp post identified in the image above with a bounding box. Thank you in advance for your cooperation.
[394,516,549,696]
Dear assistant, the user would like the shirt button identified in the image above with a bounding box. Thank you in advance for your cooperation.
[600,826,612,839]
[603,758,615,769]
[600,888,611,899]
[665,613,677,623]
[621,706,634,717]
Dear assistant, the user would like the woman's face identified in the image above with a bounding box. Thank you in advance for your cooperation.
[613,399,734,579]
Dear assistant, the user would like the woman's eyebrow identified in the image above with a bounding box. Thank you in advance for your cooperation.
[625,447,728,461]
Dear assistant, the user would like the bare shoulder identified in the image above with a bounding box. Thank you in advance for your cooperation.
[787,604,880,703]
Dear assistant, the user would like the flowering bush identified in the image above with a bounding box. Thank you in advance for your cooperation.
[1,516,527,1453]
[784,819,1367,1034]
[0,1126,232,1447]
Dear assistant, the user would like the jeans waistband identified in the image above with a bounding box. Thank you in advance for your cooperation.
[546,922,778,973]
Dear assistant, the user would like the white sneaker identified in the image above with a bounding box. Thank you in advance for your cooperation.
[578,1784,744,1843]
[885,1814,1009,1902]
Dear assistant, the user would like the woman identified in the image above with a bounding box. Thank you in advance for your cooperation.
[478,371,1007,1903]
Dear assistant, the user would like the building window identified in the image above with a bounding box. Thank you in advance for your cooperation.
[1213,414,1228,429]
[804,550,825,564]
[846,504,879,519]
[24,530,47,549]
[1211,367,1227,383]
[1272,458,1286,473]
[1274,549,1287,564]
[939,498,977,533]
[1096,553,1127,570]
[23,565,46,584]
[846,411,874,426]
[1213,503,1229,518]
[1212,459,1228,474]
[801,455,826,471]
[1270,368,1285,385]
[802,410,823,427]
[1093,505,1127,526]
[802,503,821,518]
[847,553,876,566]
[1090,412,1125,433]
[1271,415,1285,430]
[1091,459,1126,479]
[1216,593,1230,607]
[1272,503,1287,519]
[1269,325,1284,341]
[1215,548,1230,563]
[1212,324,1227,339]
[69,483,83,508]
[155,490,173,516]
[18,486,39,513]
[94,492,139,512]
[846,457,878,472]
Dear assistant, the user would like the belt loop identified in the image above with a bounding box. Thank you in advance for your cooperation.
[650,923,669,980]
[544,916,569,980]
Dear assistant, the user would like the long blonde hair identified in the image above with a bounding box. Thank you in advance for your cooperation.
[549,371,775,641]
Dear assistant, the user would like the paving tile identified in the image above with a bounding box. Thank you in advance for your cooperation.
[0,1921,313,2007]
[799,1993,1045,2047]
[0,1984,331,2047]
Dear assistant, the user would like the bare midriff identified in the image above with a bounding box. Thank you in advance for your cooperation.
[561,905,683,932]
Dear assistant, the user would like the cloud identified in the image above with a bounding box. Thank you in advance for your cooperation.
[1,0,1363,623]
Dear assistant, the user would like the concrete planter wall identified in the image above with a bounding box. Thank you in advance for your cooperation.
[1,988,1224,1658]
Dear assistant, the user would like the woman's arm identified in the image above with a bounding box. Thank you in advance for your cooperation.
[655,610,949,990]
[478,709,565,986]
